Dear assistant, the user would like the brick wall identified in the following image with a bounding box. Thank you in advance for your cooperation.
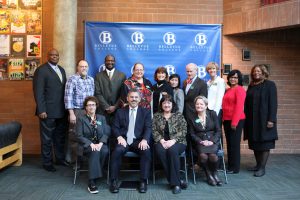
[223,28,300,154]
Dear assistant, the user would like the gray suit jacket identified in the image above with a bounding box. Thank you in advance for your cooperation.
[94,69,126,114]
[33,62,67,118]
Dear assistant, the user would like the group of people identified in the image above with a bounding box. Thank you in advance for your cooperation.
[33,48,278,195]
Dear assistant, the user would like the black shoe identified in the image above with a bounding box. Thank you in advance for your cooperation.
[43,164,56,172]
[88,184,99,194]
[180,180,188,190]
[226,170,239,174]
[207,175,217,186]
[254,168,265,177]
[213,173,223,186]
[138,181,147,193]
[55,160,70,167]
[172,186,181,194]
[109,180,119,193]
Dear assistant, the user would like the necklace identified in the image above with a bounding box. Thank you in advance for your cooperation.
[198,112,206,128]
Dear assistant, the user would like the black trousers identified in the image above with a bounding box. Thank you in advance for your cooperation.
[110,139,151,181]
[223,120,244,172]
[39,117,67,165]
[84,144,109,180]
[155,143,186,186]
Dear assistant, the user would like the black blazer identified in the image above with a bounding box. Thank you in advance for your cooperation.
[183,77,208,121]
[112,106,152,143]
[33,62,67,118]
[75,114,111,155]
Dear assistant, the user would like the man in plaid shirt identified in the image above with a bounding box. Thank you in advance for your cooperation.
[64,59,95,163]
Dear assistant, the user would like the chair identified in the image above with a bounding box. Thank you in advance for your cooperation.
[152,150,188,184]
[190,139,228,184]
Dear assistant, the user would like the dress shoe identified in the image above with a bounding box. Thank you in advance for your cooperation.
[172,186,181,194]
[43,164,56,172]
[55,160,70,167]
[207,175,217,186]
[138,181,147,193]
[180,180,188,190]
[254,168,265,177]
[212,172,222,186]
[226,170,239,174]
[109,180,119,193]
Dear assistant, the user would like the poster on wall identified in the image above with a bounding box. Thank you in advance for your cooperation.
[0,58,8,80]
[10,10,26,33]
[85,22,222,83]
[0,10,10,33]
[26,34,41,57]
[0,34,10,56]
[5,0,18,9]
[24,58,38,80]
[8,58,24,80]
[11,35,25,57]
[26,11,41,34]
[18,0,41,10]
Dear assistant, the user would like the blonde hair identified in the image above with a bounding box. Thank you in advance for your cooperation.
[206,62,219,72]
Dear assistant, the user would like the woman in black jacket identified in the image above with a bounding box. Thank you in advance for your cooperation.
[244,64,278,177]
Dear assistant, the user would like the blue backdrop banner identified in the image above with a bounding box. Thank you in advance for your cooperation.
[85,22,221,83]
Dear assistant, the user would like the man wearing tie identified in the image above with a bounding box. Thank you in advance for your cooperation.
[109,88,152,193]
[33,48,67,172]
[94,55,126,125]
[183,63,208,122]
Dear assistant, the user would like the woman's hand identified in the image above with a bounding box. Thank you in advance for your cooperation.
[95,142,103,151]
[231,125,237,130]
[267,121,274,128]
[165,139,176,148]
[200,140,213,146]
[90,143,97,151]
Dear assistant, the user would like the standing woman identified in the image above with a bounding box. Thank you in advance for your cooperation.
[76,96,110,194]
[152,67,173,114]
[244,65,278,177]
[222,70,246,174]
[152,94,187,194]
[120,63,153,109]
[169,74,184,113]
[206,62,226,123]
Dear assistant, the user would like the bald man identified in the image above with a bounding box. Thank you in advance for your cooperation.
[183,63,208,121]
[33,48,68,172]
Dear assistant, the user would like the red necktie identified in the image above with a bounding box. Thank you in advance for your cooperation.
[186,79,192,84]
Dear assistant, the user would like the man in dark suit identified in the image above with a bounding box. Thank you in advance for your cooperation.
[183,63,208,121]
[109,88,152,194]
[33,48,68,172]
[94,55,126,125]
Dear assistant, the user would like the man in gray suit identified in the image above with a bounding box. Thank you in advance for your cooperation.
[94,55,126,124]
[33,48,68,172]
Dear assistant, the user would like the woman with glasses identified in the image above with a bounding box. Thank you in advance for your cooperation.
[120,63,153,109]
[76,96,111,194]
[222,70,246,174]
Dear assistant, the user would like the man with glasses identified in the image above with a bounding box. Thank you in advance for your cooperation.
[64,59,95,163]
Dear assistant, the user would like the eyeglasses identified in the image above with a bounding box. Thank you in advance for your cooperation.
[229,76,238,79]
[86,104,96,107]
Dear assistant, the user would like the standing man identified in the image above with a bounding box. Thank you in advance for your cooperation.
[33,48,67,172]
[183,63,208,121]
[64,59,95,163]
[109,88,152,194]
[94,54,126,124]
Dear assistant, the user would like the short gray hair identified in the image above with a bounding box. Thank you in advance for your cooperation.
[194,95,208,106]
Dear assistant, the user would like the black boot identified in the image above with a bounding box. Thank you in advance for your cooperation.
[201,162,216,186]
[210,161,222,186]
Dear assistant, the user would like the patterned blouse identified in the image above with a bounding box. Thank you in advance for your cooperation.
[152,112,187,145]
[121,76,153,109]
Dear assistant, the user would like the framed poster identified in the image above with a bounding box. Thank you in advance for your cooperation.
[11,35,25,57]
[0,34,10,56]
[26,34,41,57]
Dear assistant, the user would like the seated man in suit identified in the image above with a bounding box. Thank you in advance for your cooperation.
[109,88,152,193]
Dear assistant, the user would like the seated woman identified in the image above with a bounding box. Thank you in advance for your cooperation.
[76,96,111,194]
[152,94,187,194]
[187,96,222,186]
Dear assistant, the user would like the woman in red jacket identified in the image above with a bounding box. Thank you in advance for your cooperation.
[222,70,246,174]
